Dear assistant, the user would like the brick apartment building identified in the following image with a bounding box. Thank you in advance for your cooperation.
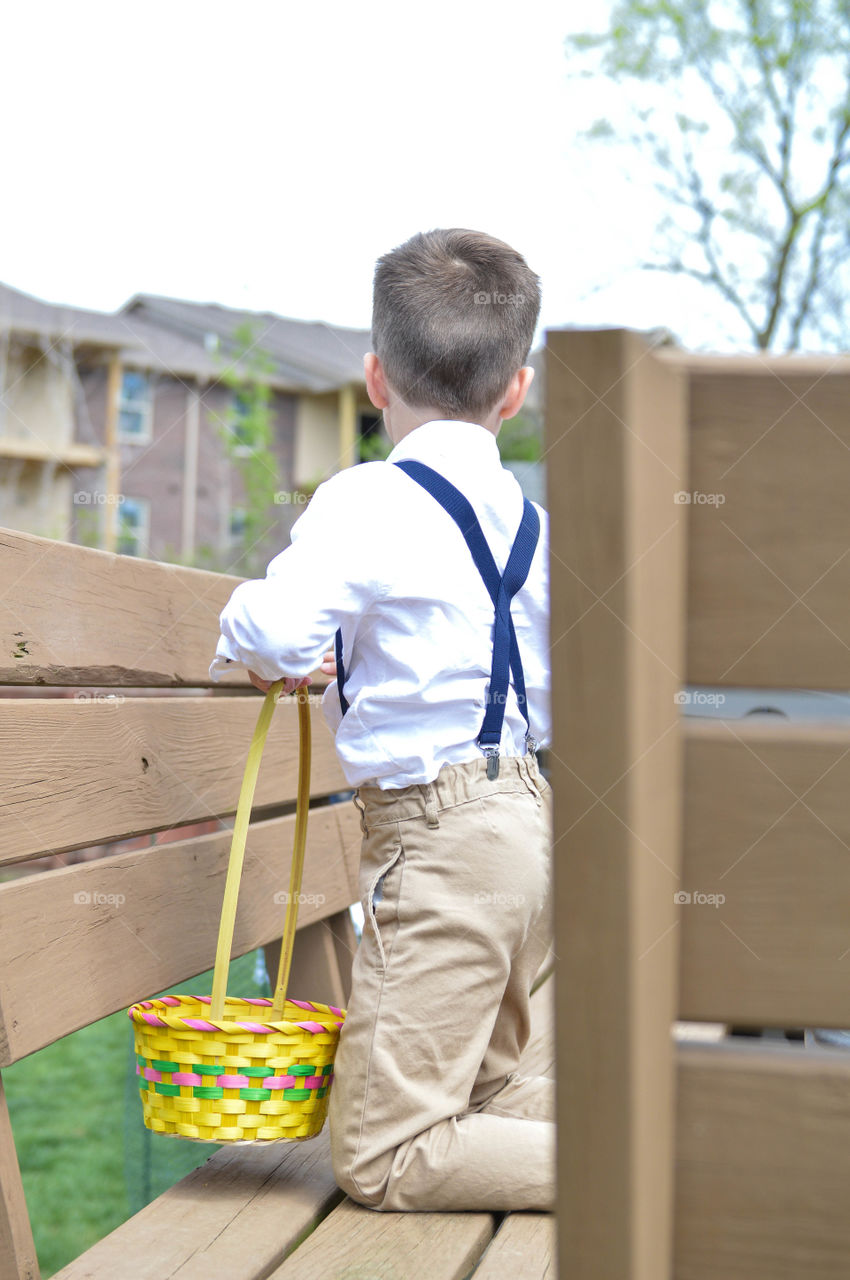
[0,282,380,575]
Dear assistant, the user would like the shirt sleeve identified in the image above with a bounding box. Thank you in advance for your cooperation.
[208,469,386,683]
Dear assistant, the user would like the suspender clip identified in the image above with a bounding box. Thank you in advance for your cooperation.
[483,747,500,780]
[526,734,539,758]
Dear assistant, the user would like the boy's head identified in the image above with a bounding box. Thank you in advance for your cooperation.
[368,228,541,433]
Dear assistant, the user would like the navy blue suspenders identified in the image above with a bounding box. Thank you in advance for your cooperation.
[334,460,540,779]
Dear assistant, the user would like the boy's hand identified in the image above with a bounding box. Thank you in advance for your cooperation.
[247,670,311,696]
[247,651,336,694]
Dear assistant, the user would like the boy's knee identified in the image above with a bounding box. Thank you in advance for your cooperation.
[330,1136,391,1209]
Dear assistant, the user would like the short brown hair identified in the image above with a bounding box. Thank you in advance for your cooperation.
[371,228,541,420]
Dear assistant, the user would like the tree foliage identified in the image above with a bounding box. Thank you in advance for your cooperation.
[216,322,282,577]
[569,0,850,349]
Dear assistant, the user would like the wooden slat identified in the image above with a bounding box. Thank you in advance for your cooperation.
[0,804,360,1065]
[675,1041,850,1278]
[0,526,258,687]
[0,1072,38,1280]
[265,909,358,1012]
[679,716,850,1028]
[682,369,850,688]
[269,1199,495,1280]
[547,327,687,1280]
[52,1131,343,1280]
[0,696,347,865]
[472,1214,555,1280]
[0,526,247,686]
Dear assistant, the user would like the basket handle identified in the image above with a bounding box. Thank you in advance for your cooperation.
[209,681,312,1021]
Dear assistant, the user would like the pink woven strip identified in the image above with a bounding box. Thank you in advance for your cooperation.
[160,996,182,1007]
[294,1021,326,1034]
[217,1075,249,1089]
[244,997,273,1006]
[328,1005,344,1017]
[262,1075,296,1090]
[142,1068,162,1083]
[182,1018,219,1032]
[140,1011,169,1028]
[289,999,317,1011]
[172,1072,203,1086]
[304,1075,324,1088]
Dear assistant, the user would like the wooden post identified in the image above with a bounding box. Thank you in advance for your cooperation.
[0,1072,39,1280]
[546,328,688,1280]
[103,354,122,553]
[181,381,201,561]
[337,384,358,470]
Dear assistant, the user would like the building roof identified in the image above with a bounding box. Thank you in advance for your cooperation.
[0,281,371,393]
[123,295,373,393]
[0,280,549,401]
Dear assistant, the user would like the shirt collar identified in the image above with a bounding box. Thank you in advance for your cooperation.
[386,420,501,465]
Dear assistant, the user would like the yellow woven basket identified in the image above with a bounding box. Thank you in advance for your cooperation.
[128,681,345,1143]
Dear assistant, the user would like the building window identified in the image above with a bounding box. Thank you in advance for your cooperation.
[230,392,254,455]
[229,507,247,547]
[358,410,389,462]
[117,497,151,557]
[118,370,153,442]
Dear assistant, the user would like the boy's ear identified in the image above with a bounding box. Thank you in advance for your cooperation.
[498,366,535,421]
[364,353,390,411]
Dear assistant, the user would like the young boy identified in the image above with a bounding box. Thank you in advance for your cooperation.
[209,228,554,1212]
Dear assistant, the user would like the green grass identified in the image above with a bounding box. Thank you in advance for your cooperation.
[4,950,266,1278]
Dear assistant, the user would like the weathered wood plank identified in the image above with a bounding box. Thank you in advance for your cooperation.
[0,1072,38,1280]
[268,1199,495,1280]
[675,1042,850,1279]
[51,1130,343,1280]
[547,327,686,1280]
[473,1214,555,1280]
[680,368,850,688]
[0,696,347,865]
[0,804,360,1065]
[679,716,850,1028]
[0,525,249,687]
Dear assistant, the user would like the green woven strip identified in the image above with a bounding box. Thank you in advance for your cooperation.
[240,1066,271,1078]
[136,1053,146,1066]
[288,1064,316,1076]
[322,1064,334,1075]
[239,1088,272,1101]
[194,1086,224,1100]
[283,1087,312,1101]
[154,1082,182,1097]
[152,1059,180,1072]
[193,1064,224,1076]
[317,1086,328,1099]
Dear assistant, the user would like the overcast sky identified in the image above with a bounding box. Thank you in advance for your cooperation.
[2,1,741,351]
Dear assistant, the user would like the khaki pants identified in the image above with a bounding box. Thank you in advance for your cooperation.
[328,753,555,1211]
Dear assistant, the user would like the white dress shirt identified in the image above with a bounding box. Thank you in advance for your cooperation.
[210,419,550,789]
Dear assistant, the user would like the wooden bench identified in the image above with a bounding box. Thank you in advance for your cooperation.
[548,327,850,1278]
[0,526,555,1280]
